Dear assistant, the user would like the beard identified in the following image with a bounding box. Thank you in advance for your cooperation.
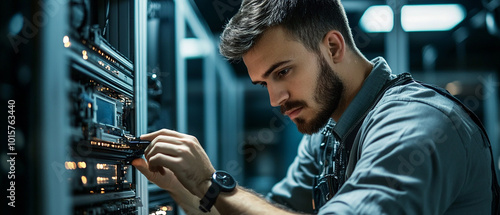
[281,55,344,134]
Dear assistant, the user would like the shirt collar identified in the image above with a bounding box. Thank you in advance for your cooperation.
[332,57,395,142]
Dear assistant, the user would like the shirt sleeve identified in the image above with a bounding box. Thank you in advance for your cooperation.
[318,97,492,215]
[267,133,323,213]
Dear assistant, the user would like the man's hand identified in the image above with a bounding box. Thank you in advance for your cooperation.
[133,157,221,215]
[132,158,183,191]
[141,129,216,198]
[134,129,296,215]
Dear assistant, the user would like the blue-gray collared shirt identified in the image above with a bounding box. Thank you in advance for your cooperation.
[267,57,493,214]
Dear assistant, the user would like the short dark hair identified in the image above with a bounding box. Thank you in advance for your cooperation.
[219,0,358,60]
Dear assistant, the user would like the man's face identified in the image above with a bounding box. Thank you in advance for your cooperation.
[243,26,344,134]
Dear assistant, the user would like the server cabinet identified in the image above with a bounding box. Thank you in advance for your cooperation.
[1,0,151,214]
[62,0,150,214]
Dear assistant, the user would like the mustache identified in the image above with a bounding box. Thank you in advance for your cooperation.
[280,100,307,115]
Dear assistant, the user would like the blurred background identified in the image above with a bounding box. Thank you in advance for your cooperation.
[1,0,500,214]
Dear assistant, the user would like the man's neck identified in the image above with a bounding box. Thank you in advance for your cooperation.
[331,53,373,121]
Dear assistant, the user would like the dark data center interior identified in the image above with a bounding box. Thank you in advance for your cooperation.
[2,0,500,214]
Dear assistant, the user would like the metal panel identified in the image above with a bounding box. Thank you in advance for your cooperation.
[134,0,149,214]
[175,0,187,133]
[204,45,219,168]
[39,0,70,214]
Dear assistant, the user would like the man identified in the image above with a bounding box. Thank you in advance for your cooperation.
[133,0,498,214]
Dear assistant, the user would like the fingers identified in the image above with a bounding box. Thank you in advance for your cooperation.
[136,128,215,195]
[131,157,147,168]
[144,135,185,157]
[131,158,153,178]
[140,128,183,141]
[145,142,188,162]
[132,158,174,192]
[140,129,201,159]
[132,158,166,177]
[147,153,182,174]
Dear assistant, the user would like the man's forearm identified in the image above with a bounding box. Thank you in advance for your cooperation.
[170,185,297,215]
[213,186,302,215]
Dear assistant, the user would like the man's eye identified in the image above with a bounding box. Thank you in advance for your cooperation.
[277,68,290,77]
[260,82,267,88]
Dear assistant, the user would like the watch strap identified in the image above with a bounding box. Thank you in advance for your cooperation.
[199,181,220,212]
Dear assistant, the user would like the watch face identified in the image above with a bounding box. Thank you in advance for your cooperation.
[213,171,236,191]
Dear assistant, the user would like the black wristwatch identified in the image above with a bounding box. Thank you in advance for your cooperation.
[199,170,237,212]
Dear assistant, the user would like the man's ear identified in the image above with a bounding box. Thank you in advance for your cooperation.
[322,30,345,63]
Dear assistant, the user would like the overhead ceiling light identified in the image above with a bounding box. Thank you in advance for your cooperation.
[401,4,466,32]
[359,5,394,33]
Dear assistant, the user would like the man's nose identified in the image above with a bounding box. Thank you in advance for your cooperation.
[267,84,288,107]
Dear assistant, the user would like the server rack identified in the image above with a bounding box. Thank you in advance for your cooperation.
[62,0,151,214]
[2,0,239,214]
[1,0,153,214]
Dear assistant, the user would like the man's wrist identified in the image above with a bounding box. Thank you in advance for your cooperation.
[198,170,237,212]
[197,179,213,198]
